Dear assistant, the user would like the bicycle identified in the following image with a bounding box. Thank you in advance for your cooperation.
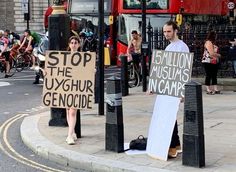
[0,53,16,78]
[127,59,141,88]
[15,48,34,72]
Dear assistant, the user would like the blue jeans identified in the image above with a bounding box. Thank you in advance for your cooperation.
[233,60,236,75]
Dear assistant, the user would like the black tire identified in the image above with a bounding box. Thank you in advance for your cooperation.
[128,64,140,88]
[16,54,25,72]
[24,54,31,70]
[0,62,5,78]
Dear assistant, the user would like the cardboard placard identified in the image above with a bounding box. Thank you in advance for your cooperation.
[148,50,193,98]
[42,51,96,109]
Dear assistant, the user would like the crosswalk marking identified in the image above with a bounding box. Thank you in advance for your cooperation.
[0,82,10,87]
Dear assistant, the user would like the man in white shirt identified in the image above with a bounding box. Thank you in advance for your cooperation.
[163,20,189,158]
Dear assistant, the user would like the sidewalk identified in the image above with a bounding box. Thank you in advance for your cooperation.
[20,87,236,172]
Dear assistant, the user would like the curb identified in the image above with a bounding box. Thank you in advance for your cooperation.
[20,113,173,172]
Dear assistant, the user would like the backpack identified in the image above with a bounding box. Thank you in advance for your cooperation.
[31,32,41,46]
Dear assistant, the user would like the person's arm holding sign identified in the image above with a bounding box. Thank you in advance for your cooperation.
[205,40,221,58]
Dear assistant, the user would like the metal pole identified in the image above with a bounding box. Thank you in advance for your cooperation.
[147,20,153,71]
[27,0,30,29]
[141,0,147,92]
[141,0,146,43]
[98,0,105,115]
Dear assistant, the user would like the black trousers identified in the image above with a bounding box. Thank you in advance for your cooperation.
[170,121,180,148]
[2,51,10,61]
[203,63,218,86]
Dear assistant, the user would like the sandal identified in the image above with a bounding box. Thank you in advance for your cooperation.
[206,91,214,95]
[214,90,221,94]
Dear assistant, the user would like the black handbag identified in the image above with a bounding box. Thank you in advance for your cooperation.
[129,135,147,150]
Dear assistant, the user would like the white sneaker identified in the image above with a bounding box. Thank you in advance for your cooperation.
[66,136,75,145]
[72,133,77,141]
[30,66,36,70]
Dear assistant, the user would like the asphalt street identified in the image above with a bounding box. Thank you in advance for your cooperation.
[0,67,120,172]
[0,70,81,172]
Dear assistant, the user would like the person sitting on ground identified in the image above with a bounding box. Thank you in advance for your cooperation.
[18,29,36,69]
[0,30,11,78]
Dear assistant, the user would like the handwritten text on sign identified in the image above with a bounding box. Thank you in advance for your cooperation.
[42,51,96,109]
[148,50,193,97]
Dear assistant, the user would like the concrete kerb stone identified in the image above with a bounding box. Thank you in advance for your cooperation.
[20,113,174,172]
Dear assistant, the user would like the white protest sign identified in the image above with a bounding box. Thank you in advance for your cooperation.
[42,51,96,109]
[148,50,193,98]
[146,95,180,161]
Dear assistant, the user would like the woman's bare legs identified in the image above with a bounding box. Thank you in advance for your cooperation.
[66,108,77,144]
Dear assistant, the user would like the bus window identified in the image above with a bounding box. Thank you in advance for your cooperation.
[118,15,128,45]
[123,0,168,10]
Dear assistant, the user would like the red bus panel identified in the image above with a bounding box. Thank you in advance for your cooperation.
[117,0,228,15]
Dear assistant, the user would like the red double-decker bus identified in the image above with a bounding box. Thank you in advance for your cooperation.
[115,0,229,64]
[45,0,230,65]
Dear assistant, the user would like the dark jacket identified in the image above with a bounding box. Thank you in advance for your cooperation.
[229,46,236,61]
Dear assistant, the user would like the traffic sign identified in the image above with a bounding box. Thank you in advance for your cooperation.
[227,2,235,10]
[21,0,29,13]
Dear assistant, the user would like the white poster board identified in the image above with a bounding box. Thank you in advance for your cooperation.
[146,95,180,161]
[147,50,193,161]
[42,51,96,109]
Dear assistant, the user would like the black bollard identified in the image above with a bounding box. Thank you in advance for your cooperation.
[49,108,67,126]
[182,81,205,168]
[105,76,124,153]
[120,55,129,96]
[48,4,70,127]
[75,110,81,138]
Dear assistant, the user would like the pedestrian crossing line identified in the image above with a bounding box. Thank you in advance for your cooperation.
[0,82,10,87]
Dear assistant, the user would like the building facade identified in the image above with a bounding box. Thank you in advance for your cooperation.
[0,0,49,33]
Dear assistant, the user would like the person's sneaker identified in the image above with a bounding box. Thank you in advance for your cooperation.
[66,136,75,145]
[4,75,10,78]
[176,145,182,153]
[72,133,77,141]
[168,148,177,158]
